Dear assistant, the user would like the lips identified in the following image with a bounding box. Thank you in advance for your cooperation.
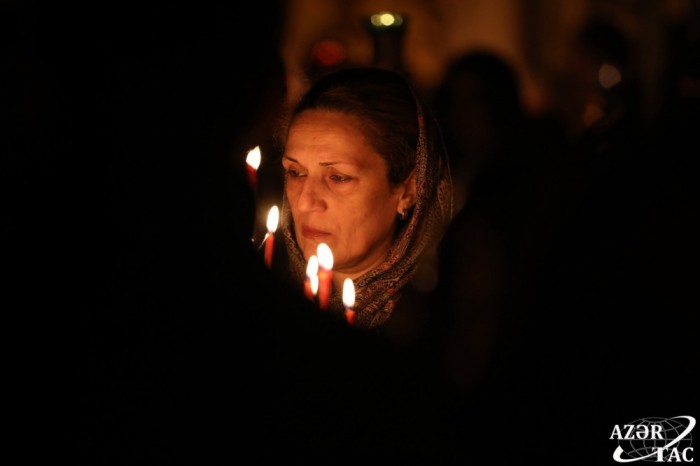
[301,225,330,240]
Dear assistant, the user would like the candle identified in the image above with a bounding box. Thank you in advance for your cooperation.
[310,274,319,299]
[316,243,333,310]
[343,278,355,326]
[304,255,319,301]
[264,205,279,268]
[245,146,261,192]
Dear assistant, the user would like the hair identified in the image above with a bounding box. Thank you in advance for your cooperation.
[287,67,420,186]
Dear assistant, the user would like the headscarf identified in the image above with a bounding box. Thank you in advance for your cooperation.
[280,76,453,329]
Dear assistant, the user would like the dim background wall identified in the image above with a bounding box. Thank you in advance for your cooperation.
[280,0,696,118]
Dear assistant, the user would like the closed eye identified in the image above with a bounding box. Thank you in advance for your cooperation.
[285,169,306,178]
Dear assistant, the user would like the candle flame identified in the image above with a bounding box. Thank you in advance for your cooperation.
[310,274,319,295]
[266,205,279,233]
[306,255,319,278]
[246,146,261,170]
[317,242,333,270]
[342,278,355,309]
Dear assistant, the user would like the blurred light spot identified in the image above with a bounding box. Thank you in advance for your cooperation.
[599,63,622,89]
[370,11,403,28]
[583,101,605,127]
[311,39,347,67]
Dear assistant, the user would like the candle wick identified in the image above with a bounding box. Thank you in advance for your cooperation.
[256,232,270,252]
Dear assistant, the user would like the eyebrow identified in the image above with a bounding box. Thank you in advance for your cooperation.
[283,155,347,167]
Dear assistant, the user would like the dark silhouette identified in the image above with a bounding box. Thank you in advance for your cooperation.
[428,51,566,390]
[554,16,645,151]
[428,44,697,463]
[431,51,566,214]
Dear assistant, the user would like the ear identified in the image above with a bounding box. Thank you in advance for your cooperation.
[397,170,417,214]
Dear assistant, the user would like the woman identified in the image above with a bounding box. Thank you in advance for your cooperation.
[277,66,452,331]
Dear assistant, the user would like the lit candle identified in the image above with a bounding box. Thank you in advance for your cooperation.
[310,274,319,300]
[343,278,355,326]
[316,243,333,310]
[245,146,261,192]
[264,205,279,268]
[304,255,319,301]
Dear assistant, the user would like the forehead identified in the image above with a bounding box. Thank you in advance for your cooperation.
[291,108,359,127]
[285,109,382,167]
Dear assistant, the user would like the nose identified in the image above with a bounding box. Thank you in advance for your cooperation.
[295,177,326,213]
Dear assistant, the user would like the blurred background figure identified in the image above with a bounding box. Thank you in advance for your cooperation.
[651,3,700,141]
[431,51,566,214]
[557,17,643,146]
[427,50,567,392]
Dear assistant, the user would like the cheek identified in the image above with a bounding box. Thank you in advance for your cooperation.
[366,189,398,219]
[284,183,298,201]
[285,185,302,215]
[342,196,396,240]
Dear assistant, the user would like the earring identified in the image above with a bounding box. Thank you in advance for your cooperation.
[398,210,407,220]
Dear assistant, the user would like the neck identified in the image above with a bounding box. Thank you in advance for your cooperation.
[331,270,354,292]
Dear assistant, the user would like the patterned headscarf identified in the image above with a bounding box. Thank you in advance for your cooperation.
[280,77,452,329]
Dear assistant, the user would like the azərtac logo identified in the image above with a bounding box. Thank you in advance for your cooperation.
[611,416,695,463]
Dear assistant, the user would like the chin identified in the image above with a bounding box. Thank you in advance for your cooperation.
[301,248,313,262]
[302,239,331,262]
[300,241,317,261]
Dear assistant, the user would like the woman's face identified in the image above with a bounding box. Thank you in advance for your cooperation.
[283,109,410,278]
